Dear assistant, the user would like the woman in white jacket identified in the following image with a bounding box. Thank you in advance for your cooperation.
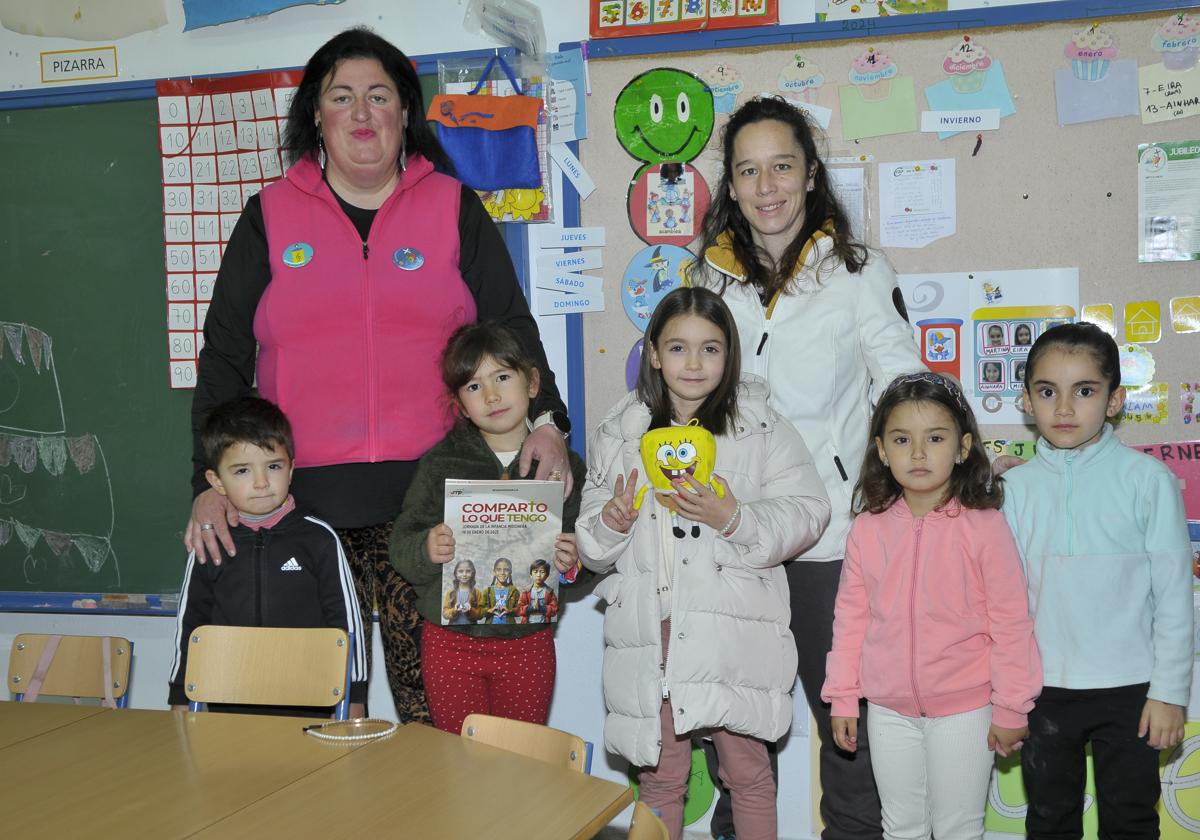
[577,287,830,840]
[691,96,924,840]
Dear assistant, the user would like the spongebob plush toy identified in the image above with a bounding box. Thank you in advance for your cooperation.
[633,420,723,511]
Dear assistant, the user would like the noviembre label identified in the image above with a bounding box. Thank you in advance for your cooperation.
[40,47,119,84]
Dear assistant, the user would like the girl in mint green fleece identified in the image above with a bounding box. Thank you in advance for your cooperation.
[1002,323,1192,839]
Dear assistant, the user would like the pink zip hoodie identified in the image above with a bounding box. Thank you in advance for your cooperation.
[822,498,1041,729]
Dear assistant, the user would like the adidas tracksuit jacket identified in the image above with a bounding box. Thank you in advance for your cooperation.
[168,506,367,707]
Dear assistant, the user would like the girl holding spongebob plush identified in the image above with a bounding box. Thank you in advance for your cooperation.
[576,287,830,840]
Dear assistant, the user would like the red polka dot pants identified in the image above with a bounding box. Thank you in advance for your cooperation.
[421,620,556,735]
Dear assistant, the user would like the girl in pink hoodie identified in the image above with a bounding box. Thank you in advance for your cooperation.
[822,372,1041,840]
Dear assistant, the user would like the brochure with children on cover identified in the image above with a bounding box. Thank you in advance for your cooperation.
[442,479,563,626]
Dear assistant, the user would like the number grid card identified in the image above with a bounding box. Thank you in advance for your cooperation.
[156,71,302,389]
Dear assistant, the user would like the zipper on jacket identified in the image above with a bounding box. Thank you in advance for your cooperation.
[320,184,383,463]
[908,518,927,717]
[1065,457,1074,555]
[833,455,849,482]
[253,530,265,626]
[756,331,768,356]
[362,231,378,461]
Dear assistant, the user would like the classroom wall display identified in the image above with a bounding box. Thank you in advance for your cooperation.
[621,244,696,329]
[590,0,778,40]
[628,161,711,245]
[1054,24,1141,126]
[840,47,919,140]
[156,71,303,390]
[180,0,343,31]
[899,269,1078,424]
[1138,140,1200,262]
[823,0,948,19]
[0,0,166,40]
[580,6,1200,455]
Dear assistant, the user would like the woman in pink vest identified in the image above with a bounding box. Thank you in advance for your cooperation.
[184,27,571,723]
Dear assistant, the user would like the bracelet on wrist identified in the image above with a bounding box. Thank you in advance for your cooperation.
[719,501,742,537]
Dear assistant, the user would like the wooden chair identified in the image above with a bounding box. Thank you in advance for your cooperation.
[183,625,351,719]
[627,800,669,840]
[460,713,588,773]
[8,634,133,707]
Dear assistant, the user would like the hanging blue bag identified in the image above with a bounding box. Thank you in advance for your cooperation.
[427,56,542,192]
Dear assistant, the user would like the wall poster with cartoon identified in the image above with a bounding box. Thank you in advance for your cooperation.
[899,269,1079,423]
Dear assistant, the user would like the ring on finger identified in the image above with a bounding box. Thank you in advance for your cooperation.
[200,522,215,531]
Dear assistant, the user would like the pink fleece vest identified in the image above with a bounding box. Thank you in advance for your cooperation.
[257,155,476,467]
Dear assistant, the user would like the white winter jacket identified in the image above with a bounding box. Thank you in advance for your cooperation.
[694,233,924,561]
[576,376,831,766]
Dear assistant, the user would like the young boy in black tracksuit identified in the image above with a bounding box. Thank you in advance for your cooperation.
[168,397,367,715]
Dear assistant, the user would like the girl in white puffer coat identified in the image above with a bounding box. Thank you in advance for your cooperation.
[577,287,830,840]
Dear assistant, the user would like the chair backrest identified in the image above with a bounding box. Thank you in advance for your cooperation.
[8,634,133,707]
[627,800,669,840]
[183,625,350,718]
[460,713,588,773]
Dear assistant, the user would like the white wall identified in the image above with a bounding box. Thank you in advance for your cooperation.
[0,1,1049,93]
[0,0,589,92]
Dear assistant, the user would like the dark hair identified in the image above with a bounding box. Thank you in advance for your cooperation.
[441,322,539,423]
[637,287,741,436]
[452,559,477,589]
[693,96,868,302]
[282,26,453,174]
[854,373,1000,514]
[1024,322,1121,394]
[201,396,294,469]
[490,557,512,587]
[529,559,551,576]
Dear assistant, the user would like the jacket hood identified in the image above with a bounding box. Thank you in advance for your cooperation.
[600,374,775,443]
[703,226,833,291]
[284,153,436,200]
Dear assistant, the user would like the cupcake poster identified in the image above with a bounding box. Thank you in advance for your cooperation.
[699,62,744,115]
[778,52,838,132]
[1053,24,1139,126]
[839,47,919,141]
[1138,14,1200,126]
[923,36,1016,140]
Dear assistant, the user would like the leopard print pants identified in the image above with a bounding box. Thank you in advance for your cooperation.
[335,522,431,724]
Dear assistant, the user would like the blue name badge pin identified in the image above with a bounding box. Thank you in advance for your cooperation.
[393,247,425,271]
[281,242,314,268]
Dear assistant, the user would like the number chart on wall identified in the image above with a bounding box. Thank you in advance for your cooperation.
[156,71,302,389]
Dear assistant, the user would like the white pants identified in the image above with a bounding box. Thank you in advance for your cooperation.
[866,702,995,840]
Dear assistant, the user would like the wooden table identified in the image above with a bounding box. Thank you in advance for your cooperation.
[0,705,360,837]
[0,701,109,749]
[0,705,632,839]
[190,723,634,839]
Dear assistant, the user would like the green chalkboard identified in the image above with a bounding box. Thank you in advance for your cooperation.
[0,72,479,599]
[1,99,192,596]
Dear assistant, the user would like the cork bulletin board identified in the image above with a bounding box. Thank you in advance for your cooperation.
[577,1,1200,450]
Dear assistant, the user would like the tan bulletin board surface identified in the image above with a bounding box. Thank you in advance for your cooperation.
[579,7,1200,447]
